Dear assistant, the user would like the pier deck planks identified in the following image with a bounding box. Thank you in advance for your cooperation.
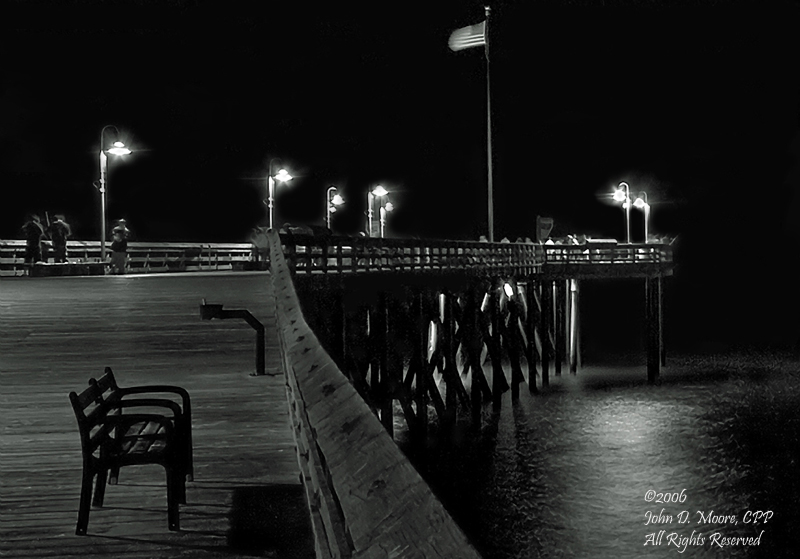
[0,272,306,558]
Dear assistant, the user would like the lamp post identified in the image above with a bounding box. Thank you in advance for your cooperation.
[99,125,131,261]
[367,185,388,237]
[267,159,293,230]
[613,181,632,244]
[326,186,344,230]
[633,192,651,243]
[380,202,394,238]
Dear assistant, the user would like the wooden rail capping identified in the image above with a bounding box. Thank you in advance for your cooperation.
[268,230,482,559]
[0,240,254,276]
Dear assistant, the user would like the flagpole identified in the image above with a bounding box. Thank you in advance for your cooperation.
[485,5,494,242]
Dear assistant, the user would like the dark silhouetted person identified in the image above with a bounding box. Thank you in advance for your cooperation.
[21,214,45,271]
[109,219,131,274]
[111,218,131,240]
[110,231,128,274]
[48,214,72,263]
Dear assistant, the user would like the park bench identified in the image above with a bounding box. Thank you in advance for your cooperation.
[90,367,194,483]
[69,371,192,535]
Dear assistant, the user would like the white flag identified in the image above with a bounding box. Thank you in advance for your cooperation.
[448,21,486,51]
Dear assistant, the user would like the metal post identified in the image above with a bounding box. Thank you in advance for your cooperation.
[326,186,336,230]
[624,182,631,244]
[485,5,494,242]
[99,150,107,261]
[366,192,373,237]
[199,300,266,376]
[268,175,275,230]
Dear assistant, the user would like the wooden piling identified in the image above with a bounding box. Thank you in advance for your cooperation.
[412,289,428,441]
[487,282,507,407]
[378,290,394,436]
[441,291,457,426]
[503,284,526,402]
[524,280,540,393]
[569,279,580,374]
[555,280,565,376]
[540,279,552,388]
[646,276,661,383]
[660,276,666,367]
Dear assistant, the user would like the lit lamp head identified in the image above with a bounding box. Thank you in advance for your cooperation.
[274,168,293,183]
[107,141,131,156]
[372,185,388,197]
[613,184,629,203]
[633,193,649,209]
[331,193,345,208]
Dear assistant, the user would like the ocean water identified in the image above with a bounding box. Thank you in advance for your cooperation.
[401,354,800,559]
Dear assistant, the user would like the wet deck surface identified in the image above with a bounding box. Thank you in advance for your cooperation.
[0,272,313,558]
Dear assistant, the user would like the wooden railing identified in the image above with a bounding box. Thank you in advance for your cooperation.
[0,240,254,276]
[2,235,674,278]
[269,230,482,558]
[540,241,673,264]
[278,233,673,276]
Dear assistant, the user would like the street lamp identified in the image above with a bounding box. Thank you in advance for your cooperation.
[380,202,394,238]
[367,185,388,237]
[99,126,132,261]
[613,181,632,244]
[633,192,651,243]
[267,159,293,230]
[326,186,345,230]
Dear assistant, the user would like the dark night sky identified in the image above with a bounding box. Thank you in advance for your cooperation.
[2,0,800,348]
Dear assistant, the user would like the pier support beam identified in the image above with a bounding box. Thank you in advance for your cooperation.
[540,279,552,388]
[645,276,662,384]
[568,279,580,374]
[555,280,565,376]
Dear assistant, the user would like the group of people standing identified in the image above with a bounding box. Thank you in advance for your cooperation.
[21,214,132,275]
[21,213,72,265]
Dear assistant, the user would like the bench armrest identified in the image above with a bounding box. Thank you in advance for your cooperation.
[114,386,191,411]
[107,398,183,418]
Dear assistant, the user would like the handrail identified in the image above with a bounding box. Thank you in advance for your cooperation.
[268,229,482,558]
[2,236,674,278]
[277,232,673,275]
[0,240,254,276]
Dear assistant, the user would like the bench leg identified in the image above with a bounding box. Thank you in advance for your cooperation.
[178,414,194,483]
[166,467,180,531]
[185,430,194,482]
[92,469,108,507]
[76,470,94,536]
[109,465,120,485]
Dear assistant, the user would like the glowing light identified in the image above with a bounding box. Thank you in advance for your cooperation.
[613,189,627,202]
[275,169,292,182]
[107,141,131,156]
[372,185,388,197]
[332,194,345,205]
[385,202,394,212]
[503,283,514,298]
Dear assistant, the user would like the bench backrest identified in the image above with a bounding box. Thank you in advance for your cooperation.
[91,367,121,400]
[69,383,112,459]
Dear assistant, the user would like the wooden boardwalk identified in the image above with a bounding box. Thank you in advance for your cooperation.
[0,272,312,558]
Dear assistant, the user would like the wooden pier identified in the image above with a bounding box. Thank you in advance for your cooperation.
[0,272,312,558]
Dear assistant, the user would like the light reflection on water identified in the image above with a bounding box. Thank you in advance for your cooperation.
[402,363,797,559]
